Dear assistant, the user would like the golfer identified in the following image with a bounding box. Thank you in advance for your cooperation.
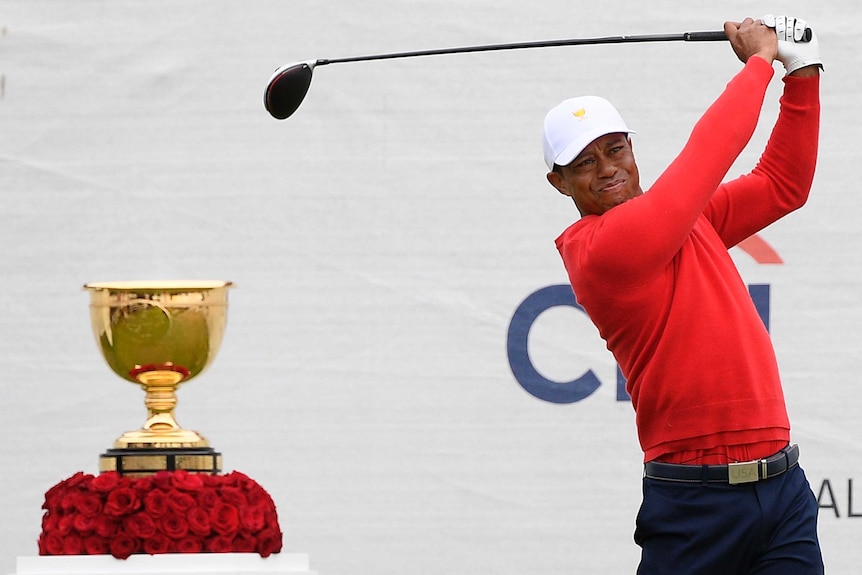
[543,16,823,574]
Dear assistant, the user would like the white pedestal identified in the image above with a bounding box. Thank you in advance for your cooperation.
[11,554,316,575]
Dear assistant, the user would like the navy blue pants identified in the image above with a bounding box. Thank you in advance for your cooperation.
[634,464,823,574]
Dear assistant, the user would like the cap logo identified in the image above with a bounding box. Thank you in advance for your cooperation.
[573,108,587,121]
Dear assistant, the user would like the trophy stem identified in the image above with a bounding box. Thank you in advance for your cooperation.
[109,365,211,450]
[138,369,184,431]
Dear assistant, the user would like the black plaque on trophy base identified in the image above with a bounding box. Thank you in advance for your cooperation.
[100,446,223,476]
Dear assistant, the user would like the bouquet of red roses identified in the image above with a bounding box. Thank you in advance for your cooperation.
[38,469,283,559]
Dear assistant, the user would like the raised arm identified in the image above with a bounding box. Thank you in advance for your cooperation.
[706,18,822,246]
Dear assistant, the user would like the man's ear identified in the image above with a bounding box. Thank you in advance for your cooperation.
[546,170,569,197]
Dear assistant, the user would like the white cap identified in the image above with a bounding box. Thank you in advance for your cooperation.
[542,96,635,170]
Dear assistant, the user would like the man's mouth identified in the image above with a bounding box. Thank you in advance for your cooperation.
[599,179,625,193]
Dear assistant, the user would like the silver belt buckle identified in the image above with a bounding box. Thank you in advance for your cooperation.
[728,461,760,485]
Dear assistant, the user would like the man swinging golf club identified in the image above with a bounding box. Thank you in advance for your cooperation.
[544,15,823,574]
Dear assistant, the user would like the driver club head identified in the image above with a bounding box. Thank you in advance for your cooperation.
[264,61,316,120]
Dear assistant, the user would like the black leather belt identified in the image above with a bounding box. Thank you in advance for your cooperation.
[643,444,799,485]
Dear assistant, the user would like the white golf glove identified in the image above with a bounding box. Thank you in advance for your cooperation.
[762,14,823,74]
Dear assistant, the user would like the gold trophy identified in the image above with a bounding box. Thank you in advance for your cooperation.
[84,280,233,476]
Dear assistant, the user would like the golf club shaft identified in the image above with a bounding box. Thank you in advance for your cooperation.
[316,31,729,66]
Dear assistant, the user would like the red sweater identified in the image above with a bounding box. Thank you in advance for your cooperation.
[555,58,820,462]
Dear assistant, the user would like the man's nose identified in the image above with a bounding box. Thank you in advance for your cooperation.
[596,156,616,177]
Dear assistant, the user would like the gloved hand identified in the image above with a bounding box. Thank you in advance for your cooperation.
[762,14,823,74]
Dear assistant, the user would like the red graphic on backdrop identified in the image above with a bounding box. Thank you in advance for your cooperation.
[738,234,783,264]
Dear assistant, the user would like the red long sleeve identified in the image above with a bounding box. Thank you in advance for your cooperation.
[555,59,820,461]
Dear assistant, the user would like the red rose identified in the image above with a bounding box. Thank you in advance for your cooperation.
[204,536,234,553]
[39,532,64,555]
[233,532,258,553]
[62,534,83,555]
[245,484,274,507]
[151,471,173,491]
[218,473,240,488]
[60,490,80,513]
[201,474,221,488]
[196,488,220,511]
[57,515,74,536]
[143,489,169,518]
[105,487,140,517]
[73,512,97,535]
[91,472,120,493]
[167,490,197,514]
[256,527,283,558]
[231,471,254,487]
[95,515,121,538]
[109,533,140,560]
[77,491,103,518]
[187,506,211,536]
[240,505,265,532]
[43,482,66,510]
[41,511,59,532]
[124,512,157,539]
[143,533,174,554]
[175,537,203,553]
[63,472,89,490]
[218,486,248,507]
[131,475,154,494]
[209,502,240,537]
[83,536,109,555]
[264,508,279,528]
[171,469,204,492]
[160,511,189,539]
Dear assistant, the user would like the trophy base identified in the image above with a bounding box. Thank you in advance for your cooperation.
[113,425,211,449]
[99,447,223,476]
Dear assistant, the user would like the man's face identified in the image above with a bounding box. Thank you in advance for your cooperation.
[547,133,643,217]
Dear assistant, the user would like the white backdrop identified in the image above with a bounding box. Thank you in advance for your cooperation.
[1,1,860,573]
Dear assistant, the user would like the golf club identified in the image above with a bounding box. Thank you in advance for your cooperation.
[265,28,811,120]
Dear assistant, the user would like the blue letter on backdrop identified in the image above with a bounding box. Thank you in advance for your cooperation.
[507,285,601,403]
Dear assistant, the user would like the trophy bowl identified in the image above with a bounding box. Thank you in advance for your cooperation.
[84,280,233,474]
